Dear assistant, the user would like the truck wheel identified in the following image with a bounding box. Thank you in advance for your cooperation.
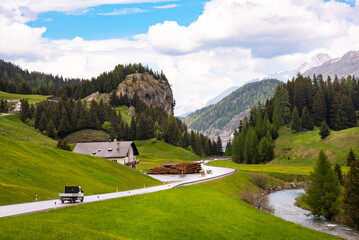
[61,200,64,203]
[81,197,84,202]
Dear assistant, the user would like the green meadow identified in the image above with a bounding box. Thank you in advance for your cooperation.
[135,138,201,172]
[115,105,131,123]
[0,172,338,240]
[271,126,359,166]
[0,115,160,205]
[0,91,50,105]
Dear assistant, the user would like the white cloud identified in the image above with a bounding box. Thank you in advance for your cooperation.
[98,7,147,16]
[1,0,359,116]
[153,4,179,9]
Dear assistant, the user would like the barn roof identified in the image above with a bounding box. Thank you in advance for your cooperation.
[73,141,139,158]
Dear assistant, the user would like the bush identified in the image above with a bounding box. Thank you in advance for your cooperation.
[248,173,270,189]
[240,189,274,213]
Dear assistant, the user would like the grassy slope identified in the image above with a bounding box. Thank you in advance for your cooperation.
[0,115,160,205]
[271,126,359,165]
[135,138,201,172]
[64,129,109,143]
[115,105,131,123]
[0,172,338,240]
[0,91,50,105]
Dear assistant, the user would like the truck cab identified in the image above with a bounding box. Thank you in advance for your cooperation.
[59,186,84,203]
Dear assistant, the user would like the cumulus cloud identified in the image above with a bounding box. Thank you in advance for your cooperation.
[1,0,359,115]
[146,0,359,58]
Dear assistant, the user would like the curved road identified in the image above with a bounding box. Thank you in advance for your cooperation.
[0,162,235,218]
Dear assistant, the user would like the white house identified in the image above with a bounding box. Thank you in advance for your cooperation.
[73,140,139,169]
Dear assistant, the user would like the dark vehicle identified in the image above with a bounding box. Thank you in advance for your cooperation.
[59,186,84,203]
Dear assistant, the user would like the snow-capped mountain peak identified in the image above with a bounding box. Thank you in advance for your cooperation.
[298,53,331,73]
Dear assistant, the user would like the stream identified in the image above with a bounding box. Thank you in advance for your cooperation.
[268,189,359,240]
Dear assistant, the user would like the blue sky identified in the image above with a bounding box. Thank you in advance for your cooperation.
[28,1,209,40]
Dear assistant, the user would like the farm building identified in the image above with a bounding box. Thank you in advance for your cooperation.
[73,140,139,169]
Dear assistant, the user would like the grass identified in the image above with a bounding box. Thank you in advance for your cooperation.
[64,129,109,143]
[0,114,56,148]
[0,172,339,240]
[0,91,50,105]
[271,126,359,166]
[115,105,131,123]
[0,115,160,205]
[135,138,201,172]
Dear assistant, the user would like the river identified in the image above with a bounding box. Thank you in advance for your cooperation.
[268,189,359,240]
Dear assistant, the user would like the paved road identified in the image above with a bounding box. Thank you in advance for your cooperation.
[0,164,236,218]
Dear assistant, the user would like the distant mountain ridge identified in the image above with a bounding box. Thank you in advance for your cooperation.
[302,50,359,78]
[267,53,332,81]
[183,79,281,144]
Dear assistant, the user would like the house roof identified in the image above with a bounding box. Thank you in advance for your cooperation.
[73,141,139,158]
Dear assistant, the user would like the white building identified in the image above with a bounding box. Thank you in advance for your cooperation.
[73,140,139,169]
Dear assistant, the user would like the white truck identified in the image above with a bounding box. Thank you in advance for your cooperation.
[59,186,84,203]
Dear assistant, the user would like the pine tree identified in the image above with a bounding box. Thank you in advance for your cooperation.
[333,163,344,186]
[307,150,341,220]
[57,107,70,138]
[347,148,356,166]
[216,136,223,156]
[19,99,30,122]
[243,127,258,164]
[129,116,136,140]
[290,106,302,133]
[329,93,343,130]
[224,141,232,156]
[38,112,47,132]
[301,106,313,130]
[257,136,270,163]
[342,95,357,128]
[164,115,180,146]
[136,113,148,140]
[231,134,240,163]
[46,118,56,138]
[319,121,330,139]
[273,86,291,125]
[312,87,327,126]
[343,160,359,228]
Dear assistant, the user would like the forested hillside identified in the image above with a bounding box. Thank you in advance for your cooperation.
[227,74,359,165]
[184,79,281,139]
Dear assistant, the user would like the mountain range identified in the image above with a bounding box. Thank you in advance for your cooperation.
[183,79,281,145]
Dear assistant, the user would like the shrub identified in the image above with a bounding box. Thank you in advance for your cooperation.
[240,189,274,213]
[248,173,270,189]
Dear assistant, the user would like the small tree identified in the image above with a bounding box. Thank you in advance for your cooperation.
[301,106,314,130]
[347,148,356,166]
[307,150,341,220]
[46,118,56,139]
[290,106,302,133]
[319,121,330,139]
[343,160,359,228]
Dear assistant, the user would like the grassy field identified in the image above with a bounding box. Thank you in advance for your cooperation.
[0,172,338,240]
[0,114,56,148]
[271,126,359,166]
[0,115,160,205]
[64,129,109,143]
[115,105,131,123]
[135,138,201,172]
[0,91,50,105]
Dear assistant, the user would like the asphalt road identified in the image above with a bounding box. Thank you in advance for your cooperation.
[0,163,235,218]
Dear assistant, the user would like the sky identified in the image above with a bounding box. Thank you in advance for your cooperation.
[0,0,359,115]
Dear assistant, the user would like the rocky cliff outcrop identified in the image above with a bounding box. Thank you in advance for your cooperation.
[116,73,174,115]
[83,73,174,115]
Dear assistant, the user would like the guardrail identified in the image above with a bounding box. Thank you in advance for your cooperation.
[173,168,238,188]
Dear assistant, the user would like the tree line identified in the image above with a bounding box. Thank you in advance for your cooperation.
[19,93,223,157]
[225,74,358,164]
[0,60,168,101]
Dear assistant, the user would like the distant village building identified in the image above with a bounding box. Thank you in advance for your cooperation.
[2,99,22,113]
[73,140,139,169]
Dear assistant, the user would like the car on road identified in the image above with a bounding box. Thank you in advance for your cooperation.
[59,186,84,203]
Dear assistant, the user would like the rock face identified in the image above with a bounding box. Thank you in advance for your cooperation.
[83,73,174,115]
[116,73,174,115]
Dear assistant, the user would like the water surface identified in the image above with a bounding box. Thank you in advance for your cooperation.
[268,189,359,240]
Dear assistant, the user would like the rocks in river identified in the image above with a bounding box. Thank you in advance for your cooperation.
[263,181,305,194]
